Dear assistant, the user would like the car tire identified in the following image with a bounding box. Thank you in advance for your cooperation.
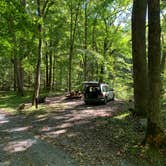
[103,97,107,104]
[111,94,115,101]
[85,101,89,105]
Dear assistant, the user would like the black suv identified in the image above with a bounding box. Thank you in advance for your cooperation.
[83,81,114,104]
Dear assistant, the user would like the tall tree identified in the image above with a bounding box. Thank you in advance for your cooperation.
[161,35,166,73]
[144,0,165,146]
[32,0,51,108]
[83,0,88,81]
[32,0,42,108]
[68,0,80,92]
[132,0,148,116]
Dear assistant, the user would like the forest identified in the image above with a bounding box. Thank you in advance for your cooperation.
[0,0,166,165]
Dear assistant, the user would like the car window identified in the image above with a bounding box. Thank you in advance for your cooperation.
[85,86,100,93]
[102,86,106,92]
[105,86,109,92]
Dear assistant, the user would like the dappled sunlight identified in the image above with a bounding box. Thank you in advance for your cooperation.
[0,97,130,165]
[53,115,69,120]
[0,161,11,165]
[46,96,66,104]
[0,114,9,124]
[0,120,9,124]
[4,139,37,153]
[44,129,67,138]
[5,126,32,133]
[64,108,113,123]
[114,113,130,120]
[41,126,55,132]
[64,101,83,107]
[67,132,80,138]
[46,96,83,109]
[32,116,48,123]
[0,96,144,165]
[56,122,73,129]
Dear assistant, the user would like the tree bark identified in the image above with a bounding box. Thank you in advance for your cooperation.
[83,1,88,81]
[13,58,17,91]
[12,35,24,96]
[91,16,98,80]
[161,53,166,72]
[32,0,42,108]
[45,42,49,90]
[144,0,165,147]
[48,44,52,90]
[32,0,51,108]
[17,58,24,96]
[68,5,73,92]
[161,35,166,73]
[68,1,80,92]
[132,0,148,117]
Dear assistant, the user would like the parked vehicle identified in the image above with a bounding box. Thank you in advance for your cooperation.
[83,81,114,104]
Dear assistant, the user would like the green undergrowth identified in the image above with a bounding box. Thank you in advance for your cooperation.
[0,91,32,113]
[0,91,61,114]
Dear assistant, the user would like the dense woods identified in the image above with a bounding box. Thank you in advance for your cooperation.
[0,0,133,97]
[0,0,166,161]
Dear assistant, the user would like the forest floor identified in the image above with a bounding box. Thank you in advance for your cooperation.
[0,92,166,166]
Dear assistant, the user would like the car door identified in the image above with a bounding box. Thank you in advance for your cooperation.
[104,85,109,99]
[108,88,114,100]
[105,85,111,100]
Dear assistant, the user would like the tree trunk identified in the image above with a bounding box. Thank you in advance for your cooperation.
[48,47,52,90]
[13,55,24,96]
[161,52,166,73]
[132,0,148,117]
[32,24,42,108]
[32,0,42,108]
[84,1,88,81]
[161,35,166,73]
[91,16,98,80]
[68,2,80,92]
[45,43,49,90]
[144,0,165,147]
[17,59,24,96]
[52,54,56,90]
[68,5,73,92]
[13,59,17,91]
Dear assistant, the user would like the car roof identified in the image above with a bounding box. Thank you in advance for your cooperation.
[82,81,108,86]
[82,82,99,87]
[82,81,99,84]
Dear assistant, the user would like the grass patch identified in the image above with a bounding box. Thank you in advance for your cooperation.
[0,91,32,113]
[0,90,65,114]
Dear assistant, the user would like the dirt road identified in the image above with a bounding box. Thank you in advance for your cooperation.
[0,96,129,166]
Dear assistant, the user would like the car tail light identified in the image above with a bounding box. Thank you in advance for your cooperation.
[98,93,104,97]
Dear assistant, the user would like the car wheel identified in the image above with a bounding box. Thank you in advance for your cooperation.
[85,101,89,105]
[111,94,115,101]
[103,97,107,104]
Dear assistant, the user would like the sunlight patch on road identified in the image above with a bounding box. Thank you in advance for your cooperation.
[113,113,130,120]
[56,122,73,129]
[5,126,32,133]
[0,161,11,165]
[0,114,9,124]
[45,129,67,138]
[53,115,69,120]
[64,109,112,122]
[41,126,55,132]
[4,139,37,153]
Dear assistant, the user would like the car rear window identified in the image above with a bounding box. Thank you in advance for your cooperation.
[85,86,100,93]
